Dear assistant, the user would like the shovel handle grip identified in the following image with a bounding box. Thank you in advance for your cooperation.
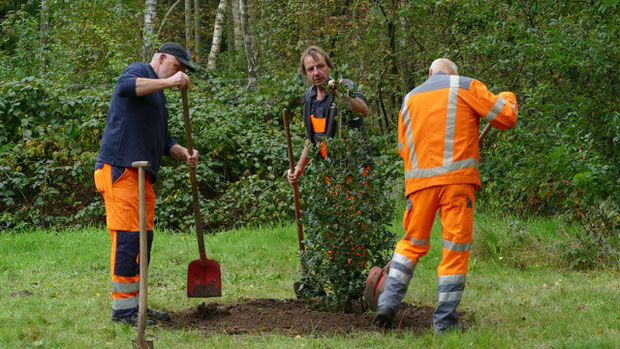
[181,88,208,263]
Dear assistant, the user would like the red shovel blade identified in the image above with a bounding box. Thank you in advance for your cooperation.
[364,266,386,311]
[187,258,222,298]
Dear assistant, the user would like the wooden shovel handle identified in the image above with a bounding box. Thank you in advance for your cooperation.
[131,161,150,347]
[283,108,305,255]
[479,122,493,141]
[181,88,207,263]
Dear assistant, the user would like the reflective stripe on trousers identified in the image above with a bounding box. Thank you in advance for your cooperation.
[377,253,416,314]
[379,184,474,329]
[109,229,153,318]
[434,274,466,331]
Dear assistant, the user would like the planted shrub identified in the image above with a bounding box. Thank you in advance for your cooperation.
[298,129,396,311]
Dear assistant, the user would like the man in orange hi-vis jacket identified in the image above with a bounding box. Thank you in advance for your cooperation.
[373,58,518,333]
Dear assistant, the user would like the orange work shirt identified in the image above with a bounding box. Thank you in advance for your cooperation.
[398,72,518,197]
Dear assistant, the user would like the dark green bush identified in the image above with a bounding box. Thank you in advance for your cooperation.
[0,73,308,231]
[0,79,107,229]
[298,129,396,310]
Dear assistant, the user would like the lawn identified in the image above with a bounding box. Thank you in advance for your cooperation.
[1,213,618,348]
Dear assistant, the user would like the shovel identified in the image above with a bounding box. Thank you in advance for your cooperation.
[283,108,308,297]
[283,108,306,262]
[284,108,328,298]
[182,88,222,298]
[131,161,154,349]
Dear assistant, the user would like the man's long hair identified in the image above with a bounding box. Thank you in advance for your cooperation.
[299,45,335,75]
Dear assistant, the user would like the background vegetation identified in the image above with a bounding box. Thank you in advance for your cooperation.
[0,0,618,269]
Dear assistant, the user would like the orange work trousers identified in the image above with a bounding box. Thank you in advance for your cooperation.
[94,163,155,318]
[378,183,475,331]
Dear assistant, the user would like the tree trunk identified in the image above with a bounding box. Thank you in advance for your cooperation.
[239,0,259,87]
[231,0,243,51]
[194,0,201,64]
[40,0,49,66]
[143,0,158,61]
[207,0,228,71]
[157,0,182,37]
[185,0,192,48]
[226,4,233,52]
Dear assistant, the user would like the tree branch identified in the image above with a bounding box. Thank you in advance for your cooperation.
[157,0,183,37]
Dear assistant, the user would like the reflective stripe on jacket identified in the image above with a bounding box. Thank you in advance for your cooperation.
[398,72,518,196]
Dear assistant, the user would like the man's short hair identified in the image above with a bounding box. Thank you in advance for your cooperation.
[299,45,335,74]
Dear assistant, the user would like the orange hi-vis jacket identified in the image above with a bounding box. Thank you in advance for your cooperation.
[398,72,518,197]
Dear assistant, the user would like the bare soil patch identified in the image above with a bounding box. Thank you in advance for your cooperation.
[162,298,434,336]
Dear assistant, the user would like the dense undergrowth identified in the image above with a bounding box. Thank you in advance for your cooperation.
[0,1,617,270]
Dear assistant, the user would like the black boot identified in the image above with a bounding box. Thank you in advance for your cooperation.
[112,314,156,327]
[373,307,395,328]
[147,308,170,321]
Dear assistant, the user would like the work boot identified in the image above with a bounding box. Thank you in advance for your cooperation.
[112,314,156,327]
[373,307,395,328]
[147,308,170,321]
[433,322,464,335]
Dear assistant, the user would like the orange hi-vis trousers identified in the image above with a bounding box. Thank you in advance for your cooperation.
[94,163,155,319]
[378,183,475,331]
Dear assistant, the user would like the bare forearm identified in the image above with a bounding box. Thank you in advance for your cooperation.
[135,77,173,96]
[296,144,311,172]
[168,144,187,160]
[350,97,369,117]
[169,144,199,167]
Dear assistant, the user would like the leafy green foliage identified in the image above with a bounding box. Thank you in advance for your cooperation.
[298,130,396,310]
[0,0,617,270]
[0,78,107,229]
[153,73,307,231]
[0,72,307,231]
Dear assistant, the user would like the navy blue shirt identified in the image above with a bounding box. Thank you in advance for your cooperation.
[96,63,178,179]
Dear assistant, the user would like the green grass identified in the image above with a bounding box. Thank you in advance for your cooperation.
[1,213,618,348]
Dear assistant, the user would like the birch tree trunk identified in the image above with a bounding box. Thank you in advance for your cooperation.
[239,0,259,87]
[207,0,228,71]
[231,0,243,51]
[194,0,201,64]
[142,0,158,61]
[40,0,49,65]
[185,0,192,47]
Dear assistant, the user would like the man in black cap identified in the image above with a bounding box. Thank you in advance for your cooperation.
[94,42,197,327]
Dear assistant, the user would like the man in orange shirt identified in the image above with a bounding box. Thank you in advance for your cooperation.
[373,58,518,333]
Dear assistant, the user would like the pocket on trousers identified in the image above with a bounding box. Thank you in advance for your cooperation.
[94,169,105,194]
[111,166,127,184]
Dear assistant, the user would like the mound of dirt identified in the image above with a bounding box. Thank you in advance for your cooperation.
[162,298,434,336]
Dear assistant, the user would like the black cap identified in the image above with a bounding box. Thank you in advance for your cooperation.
[157,42,196,72]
